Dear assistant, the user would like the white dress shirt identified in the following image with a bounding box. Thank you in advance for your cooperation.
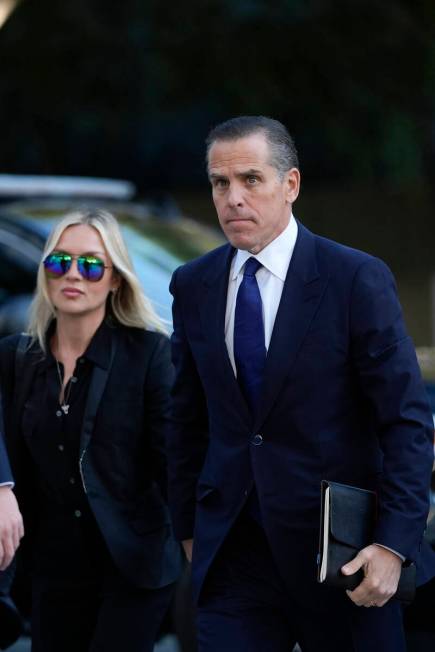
[225,215,298,376]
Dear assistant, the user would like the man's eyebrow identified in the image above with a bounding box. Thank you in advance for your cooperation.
[239,168,263,176]
[209,168,263,179]
[208,172,227,180]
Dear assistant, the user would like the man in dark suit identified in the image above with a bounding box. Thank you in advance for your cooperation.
[167,116,434,651]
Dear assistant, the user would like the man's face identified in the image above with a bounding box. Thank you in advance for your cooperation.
[208,132,300,254]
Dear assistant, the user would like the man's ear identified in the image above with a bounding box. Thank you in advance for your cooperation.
[284,167,300,205]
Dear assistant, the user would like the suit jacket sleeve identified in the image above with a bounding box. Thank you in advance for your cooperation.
[167,267,209,541]
[350,257,434,561]
[0,422,13,484]
[0,355,14,484]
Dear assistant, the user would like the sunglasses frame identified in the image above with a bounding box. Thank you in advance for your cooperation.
[43,251,113,282]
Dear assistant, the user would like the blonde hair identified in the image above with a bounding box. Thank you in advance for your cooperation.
[28,208,168,350]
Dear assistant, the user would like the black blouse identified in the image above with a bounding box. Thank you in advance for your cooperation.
[22,320,113,516]
[21,321,117,575]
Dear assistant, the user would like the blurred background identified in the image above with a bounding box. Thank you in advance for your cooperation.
[0,1,435,650]
[0,0,435,344]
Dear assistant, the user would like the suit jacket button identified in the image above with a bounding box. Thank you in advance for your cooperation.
[252,434,263,446]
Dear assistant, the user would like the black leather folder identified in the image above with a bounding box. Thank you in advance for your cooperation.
[317,480,416,603]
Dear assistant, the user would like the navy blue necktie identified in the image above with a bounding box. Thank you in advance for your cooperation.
[234,257,266,523]
[234,257,266,411]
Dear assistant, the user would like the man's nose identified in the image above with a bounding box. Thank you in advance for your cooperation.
[227,184,244,207]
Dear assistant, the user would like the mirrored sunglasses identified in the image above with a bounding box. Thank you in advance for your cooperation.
[43,252,112,282]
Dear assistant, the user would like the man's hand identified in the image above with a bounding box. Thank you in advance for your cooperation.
[182,538,193,563]
[0,486,24,570]
[342,544,402,608]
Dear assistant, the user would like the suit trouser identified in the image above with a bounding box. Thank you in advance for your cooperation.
[31,570,174,652]
[197,513,406,652]
[30,506,174,652]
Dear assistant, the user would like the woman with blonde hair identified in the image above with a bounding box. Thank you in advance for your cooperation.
[0,208,182,651]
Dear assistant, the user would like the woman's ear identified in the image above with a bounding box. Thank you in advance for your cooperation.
[111,271,121,293]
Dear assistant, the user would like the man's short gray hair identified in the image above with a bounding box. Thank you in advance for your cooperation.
[206,116,299,179]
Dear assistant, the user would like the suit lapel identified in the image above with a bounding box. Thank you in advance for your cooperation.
[253,223,329,432]
[79,331,117,454]
[199,245,251,426]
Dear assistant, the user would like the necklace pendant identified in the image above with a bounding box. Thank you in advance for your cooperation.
[61,404,69,415]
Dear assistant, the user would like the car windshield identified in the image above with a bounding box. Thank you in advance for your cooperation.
[120,223,183,323]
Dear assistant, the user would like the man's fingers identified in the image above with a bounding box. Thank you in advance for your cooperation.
[341,551,366,576]
[347,571,391,605]
[12,522,21,551]
[345,545,402,607]
[347,583,393,608]
[0,535,14,571]
[0,520,23,570]
[14,514,24,549]
[0,487,24,560]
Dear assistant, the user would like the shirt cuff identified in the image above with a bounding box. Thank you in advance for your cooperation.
[374,542,405,562]
[0,482,14,489]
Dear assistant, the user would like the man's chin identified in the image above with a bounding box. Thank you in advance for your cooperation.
[227,237,254,252]
[224,229,255,251]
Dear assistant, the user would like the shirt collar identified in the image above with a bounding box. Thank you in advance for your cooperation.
[42,318,116,369]
[231,214,298,281]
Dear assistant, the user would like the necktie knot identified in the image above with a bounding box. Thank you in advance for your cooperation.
[243,257,262,277]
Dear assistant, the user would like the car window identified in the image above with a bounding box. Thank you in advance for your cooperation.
[121,225,182,323]
[0,226,39,298]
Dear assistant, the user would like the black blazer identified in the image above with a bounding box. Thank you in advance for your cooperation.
[0,323,182,589]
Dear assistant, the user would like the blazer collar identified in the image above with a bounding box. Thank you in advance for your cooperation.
[199,244,252,427]
[253,221,329,431]
[79,328,118,454]
[201,243,235,288]
[83,319,118,370]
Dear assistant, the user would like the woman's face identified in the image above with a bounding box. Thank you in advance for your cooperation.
[45,224,119,321]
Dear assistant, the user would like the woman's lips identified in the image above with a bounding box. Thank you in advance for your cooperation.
[61,287,84,297]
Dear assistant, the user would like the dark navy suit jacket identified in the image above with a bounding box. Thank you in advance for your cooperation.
[168,221,435,603]
[0,425,12,485]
